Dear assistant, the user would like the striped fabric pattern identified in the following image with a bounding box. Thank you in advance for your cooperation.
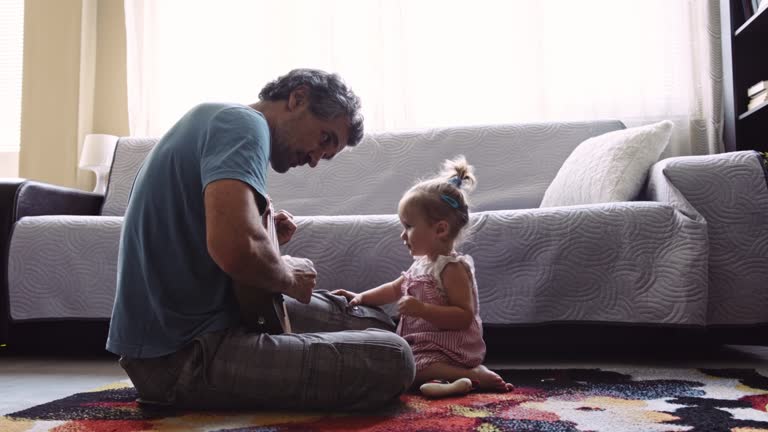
[397,254,485,372]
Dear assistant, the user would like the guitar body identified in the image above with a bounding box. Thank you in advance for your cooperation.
[252,290,290,335]
[248,197,292,334]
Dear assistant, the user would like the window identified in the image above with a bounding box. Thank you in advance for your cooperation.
[126,0,721,154]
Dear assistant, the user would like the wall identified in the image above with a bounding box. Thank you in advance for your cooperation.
[18,0,128,190]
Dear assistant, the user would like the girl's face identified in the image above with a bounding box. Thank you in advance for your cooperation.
[398,198,443,258]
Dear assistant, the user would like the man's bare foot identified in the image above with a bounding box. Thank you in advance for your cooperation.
[468,365,514,392]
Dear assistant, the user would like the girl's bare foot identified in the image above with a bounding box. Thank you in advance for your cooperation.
[468,365,514,392]
[419,377,473,398]
[414,362,514,394]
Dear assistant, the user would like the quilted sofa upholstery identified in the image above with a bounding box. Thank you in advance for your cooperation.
[2,120,766,346]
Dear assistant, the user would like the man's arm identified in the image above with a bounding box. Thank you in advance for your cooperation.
[204,179,294,293]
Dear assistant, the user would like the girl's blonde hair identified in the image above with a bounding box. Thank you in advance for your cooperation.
[400,155,477,240]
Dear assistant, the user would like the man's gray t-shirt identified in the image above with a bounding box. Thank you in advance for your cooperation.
[106,103,270,358]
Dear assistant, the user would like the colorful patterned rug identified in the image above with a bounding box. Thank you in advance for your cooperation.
[2,367,768,431]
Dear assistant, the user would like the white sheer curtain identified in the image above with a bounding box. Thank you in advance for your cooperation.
[125,0,722,155]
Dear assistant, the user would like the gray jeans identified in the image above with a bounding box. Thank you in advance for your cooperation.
[119,290,415,411]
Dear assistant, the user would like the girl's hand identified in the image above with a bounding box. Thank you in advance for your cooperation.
[331,289,364,306]
[398,295,425,317]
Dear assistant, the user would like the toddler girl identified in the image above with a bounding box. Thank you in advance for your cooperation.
[333,156,513,398]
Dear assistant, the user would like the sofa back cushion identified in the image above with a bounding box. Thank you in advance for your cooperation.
[100,120,624,217]
[268,120,625,215]
[101,137,159,216]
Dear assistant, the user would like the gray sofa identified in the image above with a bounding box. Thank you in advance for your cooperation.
[2,120,767,347]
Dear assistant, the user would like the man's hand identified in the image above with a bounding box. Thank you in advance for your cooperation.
[282,255,316,304]
[398,295,425,317]
[332,289,364,306]
[274,210,296,245]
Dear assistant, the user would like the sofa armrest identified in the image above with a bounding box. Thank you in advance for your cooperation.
[0,179,26,252]
[0,179,104,342]
[0,179,26,341]
[647,151,768,325]
[282,202,709,327]
[14,180,104,219]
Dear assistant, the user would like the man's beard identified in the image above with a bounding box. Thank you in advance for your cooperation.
[270,129,294,173]
[271,148,291,173]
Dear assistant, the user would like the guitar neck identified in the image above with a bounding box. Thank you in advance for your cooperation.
[259,196,292,334]
[265,199,280,254]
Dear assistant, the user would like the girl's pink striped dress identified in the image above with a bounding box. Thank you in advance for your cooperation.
[396,253,486,372]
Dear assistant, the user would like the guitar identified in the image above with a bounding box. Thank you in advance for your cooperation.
[250,196,292,334]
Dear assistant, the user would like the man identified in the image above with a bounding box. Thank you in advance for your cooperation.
[107,69,415,410]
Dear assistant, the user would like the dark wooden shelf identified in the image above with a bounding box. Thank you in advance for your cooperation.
[722,0,768,152]
[739,100,768,120]
[736,4,768,36]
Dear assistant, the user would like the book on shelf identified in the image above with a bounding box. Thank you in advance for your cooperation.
[748,90,768,111]
[742,0,767,20]
[748,80,768,97]
[743,0,754,18]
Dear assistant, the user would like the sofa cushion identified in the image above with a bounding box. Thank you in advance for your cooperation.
[281,202,708,326]
[539,120,673,208]
[8,215,123,320]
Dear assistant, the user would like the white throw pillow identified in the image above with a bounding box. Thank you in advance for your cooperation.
[539,120,673,207]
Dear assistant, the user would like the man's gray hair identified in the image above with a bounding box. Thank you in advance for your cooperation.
[259,69,364,147]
